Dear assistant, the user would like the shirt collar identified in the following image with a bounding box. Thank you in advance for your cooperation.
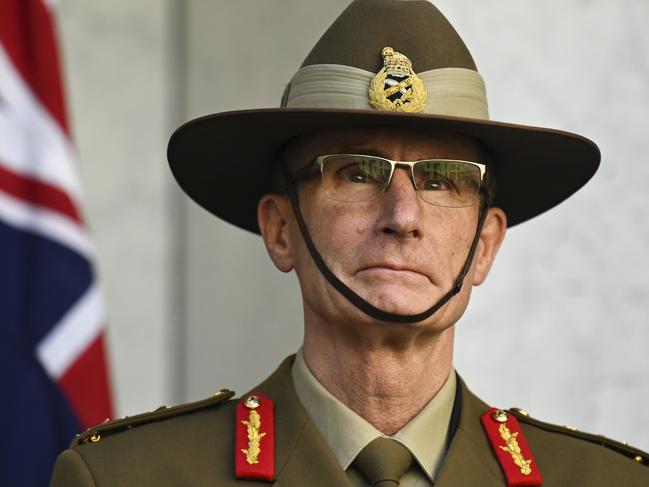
[291,348,456,481]
[393,368,456,480]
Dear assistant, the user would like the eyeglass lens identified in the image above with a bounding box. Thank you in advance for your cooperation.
[319,155,482,207]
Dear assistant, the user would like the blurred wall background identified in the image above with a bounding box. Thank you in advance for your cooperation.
[56,0,649,450]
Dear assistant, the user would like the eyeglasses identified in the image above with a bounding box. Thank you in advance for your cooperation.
[290,154,486,208]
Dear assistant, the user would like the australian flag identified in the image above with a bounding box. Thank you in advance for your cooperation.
[0,1,113,485]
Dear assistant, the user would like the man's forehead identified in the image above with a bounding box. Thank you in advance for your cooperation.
[284,127,489,164]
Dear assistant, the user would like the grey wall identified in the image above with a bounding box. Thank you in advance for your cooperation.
[57,1,173,416]
[58,1,649,450]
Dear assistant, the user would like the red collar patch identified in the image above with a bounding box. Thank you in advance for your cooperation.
[235,392,275,481]
[481,407,543,486]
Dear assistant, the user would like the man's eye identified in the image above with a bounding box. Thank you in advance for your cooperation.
[345,171,370,183]
[336,163,379,184]
[421,178,452,191]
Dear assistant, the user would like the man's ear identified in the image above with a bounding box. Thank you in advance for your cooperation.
[257,193,295,273]
[472,207,507,286]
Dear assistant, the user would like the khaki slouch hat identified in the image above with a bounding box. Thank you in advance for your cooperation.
[168,0,600,233]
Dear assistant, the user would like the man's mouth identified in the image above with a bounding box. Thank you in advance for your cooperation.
[357,264,432,283]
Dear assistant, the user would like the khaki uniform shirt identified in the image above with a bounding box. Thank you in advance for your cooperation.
[291,348,455,485]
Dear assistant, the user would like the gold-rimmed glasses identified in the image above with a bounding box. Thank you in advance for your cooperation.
[290,154,486,208]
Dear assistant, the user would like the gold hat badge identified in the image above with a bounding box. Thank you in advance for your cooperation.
[368,47,427,112]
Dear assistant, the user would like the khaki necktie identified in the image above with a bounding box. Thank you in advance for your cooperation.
[353,437,414,486]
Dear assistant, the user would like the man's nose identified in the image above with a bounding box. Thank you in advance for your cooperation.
[377,167,423,238]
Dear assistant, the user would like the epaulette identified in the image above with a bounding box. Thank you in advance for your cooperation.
[72,389,235,447]
[508,407,649,467]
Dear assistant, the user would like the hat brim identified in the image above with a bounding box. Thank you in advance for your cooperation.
[167,108,600,233]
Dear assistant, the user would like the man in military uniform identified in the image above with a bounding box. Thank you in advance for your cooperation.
[51,1,648,485]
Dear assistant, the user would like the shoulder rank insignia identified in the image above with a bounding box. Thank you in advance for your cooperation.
[235,393,274,481]
[368,46,427,112]
[73,389,234,447]
[509,407,649,467]
[481,407,543,487]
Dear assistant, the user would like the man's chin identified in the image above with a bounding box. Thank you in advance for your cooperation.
[360,287,441,318]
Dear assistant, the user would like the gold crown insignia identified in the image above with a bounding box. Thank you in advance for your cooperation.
[368,46,427,113]
[381,47,412,75]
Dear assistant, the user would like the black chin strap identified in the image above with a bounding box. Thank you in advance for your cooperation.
[286,182,489,324]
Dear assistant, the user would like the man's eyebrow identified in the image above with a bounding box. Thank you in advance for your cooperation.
[334,145,392,158]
